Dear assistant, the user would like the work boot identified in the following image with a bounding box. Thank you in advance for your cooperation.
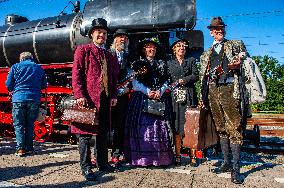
[231,143,243,184]
[214,138,232,173]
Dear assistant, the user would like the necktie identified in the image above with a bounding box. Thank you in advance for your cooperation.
[100,50,109,96]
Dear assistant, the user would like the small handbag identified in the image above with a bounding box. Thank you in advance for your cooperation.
[61,108,98,125]
[142,99,165,116]
[61,95,98,125]
[174,87,187,103]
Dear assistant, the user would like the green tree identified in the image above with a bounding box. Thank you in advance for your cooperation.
[252,56,284,113]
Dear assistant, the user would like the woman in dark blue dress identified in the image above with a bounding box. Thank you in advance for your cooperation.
[124,38,173,166]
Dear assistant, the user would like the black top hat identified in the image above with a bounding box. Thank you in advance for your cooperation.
[88,18,109,38]
[207,17,227,29]
[113,29,129,38]
[170,38,189,50]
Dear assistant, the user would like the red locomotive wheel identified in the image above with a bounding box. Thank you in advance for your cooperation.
[34,122,48,141]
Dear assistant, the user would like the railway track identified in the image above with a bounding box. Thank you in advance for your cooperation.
[242,141,284,155]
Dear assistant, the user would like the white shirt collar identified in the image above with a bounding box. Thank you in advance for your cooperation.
[93,42,105,49]
[213,39,224,46]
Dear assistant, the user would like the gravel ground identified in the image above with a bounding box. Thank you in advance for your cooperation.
[0,137,283,188]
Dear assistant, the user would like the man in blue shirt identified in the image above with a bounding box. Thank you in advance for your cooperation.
[5,52,47,157]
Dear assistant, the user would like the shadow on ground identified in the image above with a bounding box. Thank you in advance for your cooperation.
[29,175,115,188]
[0,161,77,182]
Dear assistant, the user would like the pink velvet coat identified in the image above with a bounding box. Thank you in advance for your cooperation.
[71,43,119,135]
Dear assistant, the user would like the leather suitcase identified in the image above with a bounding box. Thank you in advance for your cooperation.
[183,107,218,149]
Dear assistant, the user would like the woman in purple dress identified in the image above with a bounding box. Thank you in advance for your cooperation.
[124,38,173,166]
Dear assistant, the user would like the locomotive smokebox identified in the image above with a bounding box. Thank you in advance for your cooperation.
[0,13,89,67]
[0,0,196,67]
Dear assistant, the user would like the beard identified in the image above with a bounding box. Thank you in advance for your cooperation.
[119,43,125,50]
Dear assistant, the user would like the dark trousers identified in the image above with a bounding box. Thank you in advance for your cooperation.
[111,95,129,154]
[79,92,109,171]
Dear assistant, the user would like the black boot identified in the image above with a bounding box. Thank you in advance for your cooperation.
[214,137,232,173]
[231,143,243,184]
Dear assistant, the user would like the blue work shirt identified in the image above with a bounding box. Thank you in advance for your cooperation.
[5,58,47,103]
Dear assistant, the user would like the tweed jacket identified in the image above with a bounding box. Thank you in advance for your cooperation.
[200,39,247,100]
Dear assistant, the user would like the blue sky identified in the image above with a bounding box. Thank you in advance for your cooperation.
[195,0,284,64]
[0,0,283,64]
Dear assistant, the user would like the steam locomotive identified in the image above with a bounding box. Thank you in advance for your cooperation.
[0,0,204,143]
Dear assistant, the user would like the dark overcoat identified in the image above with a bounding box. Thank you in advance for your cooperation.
[71,43,119,135]
[167,57,199,135]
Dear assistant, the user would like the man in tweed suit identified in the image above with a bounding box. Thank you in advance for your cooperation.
[200,17,248,184]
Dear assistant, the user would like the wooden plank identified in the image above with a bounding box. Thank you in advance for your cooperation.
[260,130,284,136]
[247,118,284,122]
[252,114,284,119]
[247,118,284,128]
[248,123,284,127]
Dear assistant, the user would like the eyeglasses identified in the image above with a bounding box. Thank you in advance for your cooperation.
[175,43,188,48]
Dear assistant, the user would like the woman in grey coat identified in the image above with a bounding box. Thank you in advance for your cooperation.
[167,38,199,166]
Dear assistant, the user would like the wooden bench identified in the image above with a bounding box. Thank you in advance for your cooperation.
[243,116,284,146]
[246,118,284,137]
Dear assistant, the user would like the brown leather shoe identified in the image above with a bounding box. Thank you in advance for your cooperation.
[190,158,198,167]
[15,149,26,157]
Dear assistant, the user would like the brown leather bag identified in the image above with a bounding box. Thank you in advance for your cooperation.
[60,95,98,125]
[183,107,217,149]
[61,108,98,125]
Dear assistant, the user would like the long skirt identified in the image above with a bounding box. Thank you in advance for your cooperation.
[125,112,173,166]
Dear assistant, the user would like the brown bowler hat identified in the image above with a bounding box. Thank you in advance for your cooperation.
[88,18,109,38]
[207,17,227,29]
